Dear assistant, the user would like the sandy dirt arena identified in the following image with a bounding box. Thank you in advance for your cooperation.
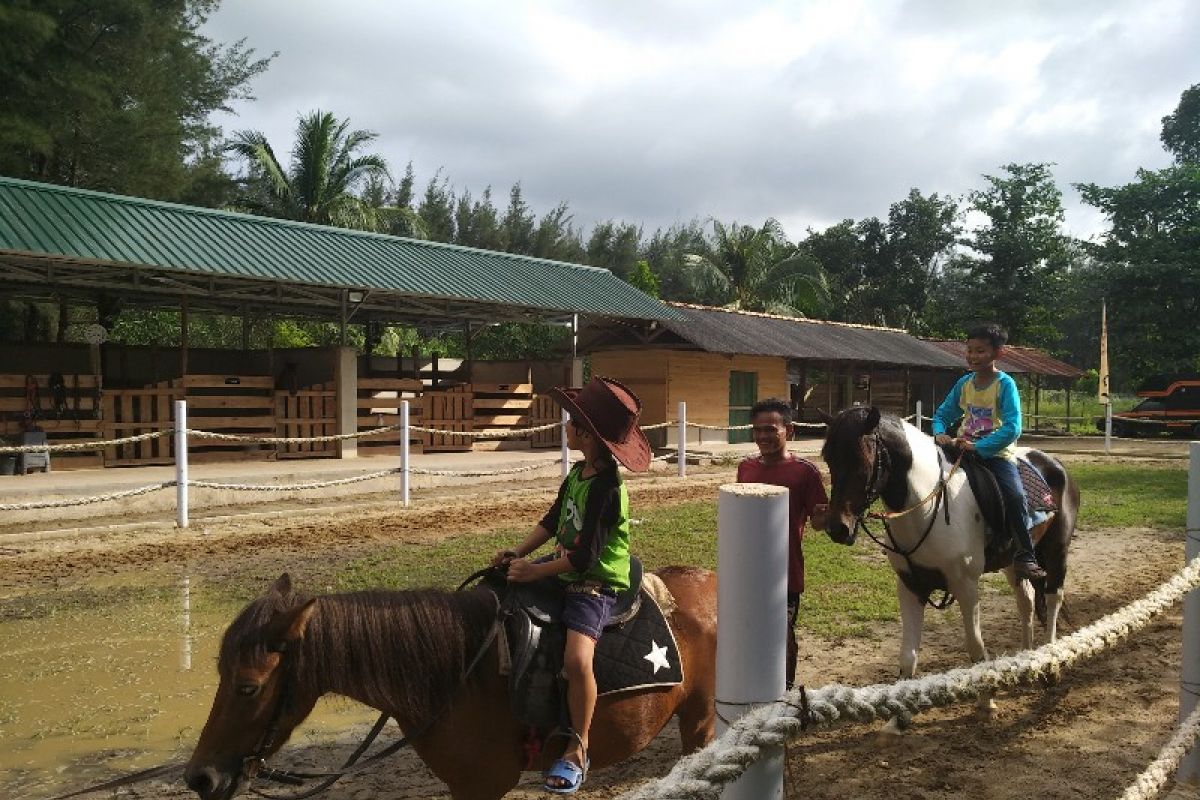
[1,466,1194,800]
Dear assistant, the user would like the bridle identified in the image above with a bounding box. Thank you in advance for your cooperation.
[834,430,962,609]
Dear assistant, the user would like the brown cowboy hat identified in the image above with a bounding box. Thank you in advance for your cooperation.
[549,376,651,473]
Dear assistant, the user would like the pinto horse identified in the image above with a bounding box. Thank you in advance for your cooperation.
[184,569,717,800]
[820,407,1079,726]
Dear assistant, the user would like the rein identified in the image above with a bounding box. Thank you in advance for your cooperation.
[848,435,963,609]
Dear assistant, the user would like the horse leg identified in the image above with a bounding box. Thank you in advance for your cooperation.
[955,581,995,715]
[1004,566,1037,650]
[881,580,925,736]
[1043,590,1064,642]
[676,684,717,753]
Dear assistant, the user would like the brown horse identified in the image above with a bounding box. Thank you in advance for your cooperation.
[184,568,716,800]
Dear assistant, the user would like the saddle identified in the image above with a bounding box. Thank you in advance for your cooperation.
[482,557,682,731]
[948,448,1058,573]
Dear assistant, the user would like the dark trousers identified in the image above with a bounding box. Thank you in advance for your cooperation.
[982,456,1038,559]
[786,592,800,689]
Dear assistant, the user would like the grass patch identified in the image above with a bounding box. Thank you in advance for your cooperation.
[1070,462,1187,529]
[332,460,1187,640]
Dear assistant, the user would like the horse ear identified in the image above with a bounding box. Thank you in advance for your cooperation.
[816,408,835,426]
[272,573,293,596]
[268,599,318,650]
[863,406,881,433]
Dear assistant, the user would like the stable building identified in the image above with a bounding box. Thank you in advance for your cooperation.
[0,176,679,468]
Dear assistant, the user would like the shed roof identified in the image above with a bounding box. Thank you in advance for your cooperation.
[0,177,678,327]
[925,340,1084,379]
[644,303,965,368]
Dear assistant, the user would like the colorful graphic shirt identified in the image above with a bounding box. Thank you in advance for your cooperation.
[736,455,828,594]
[931,370,1022,461]
[538,462,631,590]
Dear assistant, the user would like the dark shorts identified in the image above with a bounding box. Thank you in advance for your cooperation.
[562,585,617,641]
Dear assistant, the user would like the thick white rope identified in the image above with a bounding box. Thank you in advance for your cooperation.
[1118,703,1200,800]
[190,469,400,491]
[620,555,1200,800]
[408,461,558,477]
[409,422,561,439]
[189,426,401,444]
[0,430,169,453]
[0,481,175,511]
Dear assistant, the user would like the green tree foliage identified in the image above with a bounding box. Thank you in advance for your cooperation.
[626,260,661,298]
[454,187,503,250]
[932,163,1070,346]
[1161,83,1200,165]
[225,109,390,230]
[1077,164,1200,385]
[501,183,536,255]
[0,0,271,200]
[586,221,643,279]
[532,202,585,262]
[684,220,829,316]
[417,170,456,242]
[643,221,710,303]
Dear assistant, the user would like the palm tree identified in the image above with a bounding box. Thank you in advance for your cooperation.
[686,219,829,316]
[226,110,391,231]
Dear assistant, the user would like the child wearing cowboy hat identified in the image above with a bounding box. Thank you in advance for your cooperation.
[491,376,651,794]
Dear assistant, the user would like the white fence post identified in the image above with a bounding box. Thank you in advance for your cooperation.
[678,401,687,479]
[561,408,570,478]
[1105,403,1113,455]
[716,483,789,800]
[174,399,188,529]
[400,400,411,507]
[1180,441,1200,783]
[916,399,923,433]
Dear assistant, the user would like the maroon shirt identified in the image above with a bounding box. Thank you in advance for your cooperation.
[736,454,828,594]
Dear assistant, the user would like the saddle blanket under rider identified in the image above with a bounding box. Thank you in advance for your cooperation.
[593,587,684,696]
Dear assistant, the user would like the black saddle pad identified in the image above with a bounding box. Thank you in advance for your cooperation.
[595,588,684,695]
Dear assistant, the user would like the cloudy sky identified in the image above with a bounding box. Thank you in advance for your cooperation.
[203,0,1199,242]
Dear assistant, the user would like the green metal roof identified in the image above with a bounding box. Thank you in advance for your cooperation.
[0,176,679,323]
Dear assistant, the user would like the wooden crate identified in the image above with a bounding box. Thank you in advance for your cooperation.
[276,382,337,459]
[471,383,533,451]
[356,378,424,457]
[180,375,277,460]
[529,394,562,449]
[103,385,181,466]
[0,373,105,470]
[423,386,473,452]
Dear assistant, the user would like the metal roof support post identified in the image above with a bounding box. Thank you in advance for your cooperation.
[571,313,583,386]
[339,290,348,347]
[334,346,358,459]
[241,309,250,351]
[1065,383,1072,434]
[464,322,474,385]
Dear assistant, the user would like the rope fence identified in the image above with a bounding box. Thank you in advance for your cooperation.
[620,553,1200,800]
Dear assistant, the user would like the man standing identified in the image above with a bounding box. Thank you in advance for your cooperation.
[736,397,828,689]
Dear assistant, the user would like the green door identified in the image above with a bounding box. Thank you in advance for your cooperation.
[728,371,757,443]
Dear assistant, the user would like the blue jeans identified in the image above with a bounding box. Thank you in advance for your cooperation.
[982,457,1038,560]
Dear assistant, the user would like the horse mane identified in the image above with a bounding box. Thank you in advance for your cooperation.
[220,585,498,726]
[821,406,914,508]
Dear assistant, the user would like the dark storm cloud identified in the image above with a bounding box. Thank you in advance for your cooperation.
[204,0,1200,242]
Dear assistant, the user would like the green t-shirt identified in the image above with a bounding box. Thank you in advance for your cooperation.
[539,462,631,591]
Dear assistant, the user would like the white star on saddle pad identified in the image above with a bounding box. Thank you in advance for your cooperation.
[643,640,671,674]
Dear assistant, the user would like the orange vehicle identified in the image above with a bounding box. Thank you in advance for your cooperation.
[1098,374,1200,437]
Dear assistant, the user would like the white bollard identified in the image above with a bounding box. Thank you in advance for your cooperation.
[174,400,188,529]
[915,399,923,433]
[561,408,571,478]
[716,483,789,800]
[1105,403,1113,455]
[400,400,411,507]
[678,401,687,479]
[1179,441,1200,783]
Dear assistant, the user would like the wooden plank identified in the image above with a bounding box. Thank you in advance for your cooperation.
[470,381,532,393]
[183,375,273,389]
[358,378,423,391]
[184,396,275,410]
[0,374,100,389]
[187,416,276,429]
[474,414,531,426]
[472,398,534,410]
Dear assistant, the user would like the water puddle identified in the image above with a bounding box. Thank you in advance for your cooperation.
[0,572,378,799]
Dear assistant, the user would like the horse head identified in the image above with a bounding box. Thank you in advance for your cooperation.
[184,574,318,800]
[819,406,886,545]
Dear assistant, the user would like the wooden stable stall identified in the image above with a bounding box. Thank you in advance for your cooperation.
[357,378,425,457]
[471,382,536,450]
[276,382,337,459]
[422,385,473,452]
[103,382,180,466]
[0,373,105,470]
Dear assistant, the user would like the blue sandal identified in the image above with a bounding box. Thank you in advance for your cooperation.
[544,756,588,794]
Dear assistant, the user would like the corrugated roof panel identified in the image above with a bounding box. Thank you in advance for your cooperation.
[926,340,1083,378]
[0,177,678,321]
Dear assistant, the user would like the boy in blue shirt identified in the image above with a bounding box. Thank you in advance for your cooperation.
[932,323,1046,581]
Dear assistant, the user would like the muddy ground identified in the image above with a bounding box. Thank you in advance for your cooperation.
[1,467,1195,799]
